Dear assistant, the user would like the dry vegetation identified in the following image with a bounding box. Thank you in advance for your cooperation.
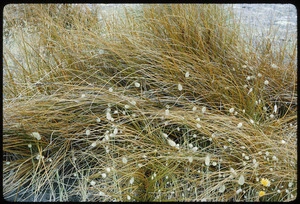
[3,4,297,202]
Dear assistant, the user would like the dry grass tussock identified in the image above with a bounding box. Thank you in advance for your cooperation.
[3,4,297,202]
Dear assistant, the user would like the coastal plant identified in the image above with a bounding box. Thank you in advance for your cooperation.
[3,4,297,202]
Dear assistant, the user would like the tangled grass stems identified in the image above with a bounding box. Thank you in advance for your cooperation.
[3,4,297,202]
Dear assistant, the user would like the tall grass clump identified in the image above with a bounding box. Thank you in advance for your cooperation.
[3,4,297,202]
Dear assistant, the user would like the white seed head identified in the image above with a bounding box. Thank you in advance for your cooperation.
[192,106,197,111]
[219,184,226,193]
[237,122,243,128]
[91,142,96,147]
[105,167,111,173]
[86,129,91,136]
[274,104,278,113]
[99,191,106,196]
[36,155,44,160]
[230,167,237,176]
[185,71,190,78]
[196,123,201,129]
[106,112,112,121]
[31,132,41,140]
[205,155,210,166]
[246,76,251,81]
[229,108,235,113]
[258,73,262,77]
[129,177,135,185]
[127,195,131,200]
[188,156,193,163]
[28,144,32,148]
[167,139,176,147]
[247,87,253,95]
[101,173,107,178]
[271,63,278,69]
[162,133,168,138]
[90,180,96,186]
[134,82,140,87]
[201,106,207,114]
[236,188,243,194]
[178,83,183,91]
[238,175,245,186]
[192,147,198,152]
[264,80,269,85]
[108,87,113,92]
[96,117,101,123]
[165,109,170,116]
[122,157,128,164]
[113,128,118,135]
[130,100,136,106]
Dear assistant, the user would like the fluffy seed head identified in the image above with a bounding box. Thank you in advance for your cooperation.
[134,82,140,87]
[122,157,128,164]
[162,133,168,138]
[91,142,96,147]
[205,155,210,166]
[167,139,176,147]
[129,177,134,184]
[219,184,226,193]
[31,132,41,140]
[178,83,183,91]
[264,80,269,85]
[238,175,245,185]
[185,71,190,78]
[202,106,207,113]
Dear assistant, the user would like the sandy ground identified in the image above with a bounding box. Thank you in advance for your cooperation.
[228,4,296,49]
[3,4,297,202]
